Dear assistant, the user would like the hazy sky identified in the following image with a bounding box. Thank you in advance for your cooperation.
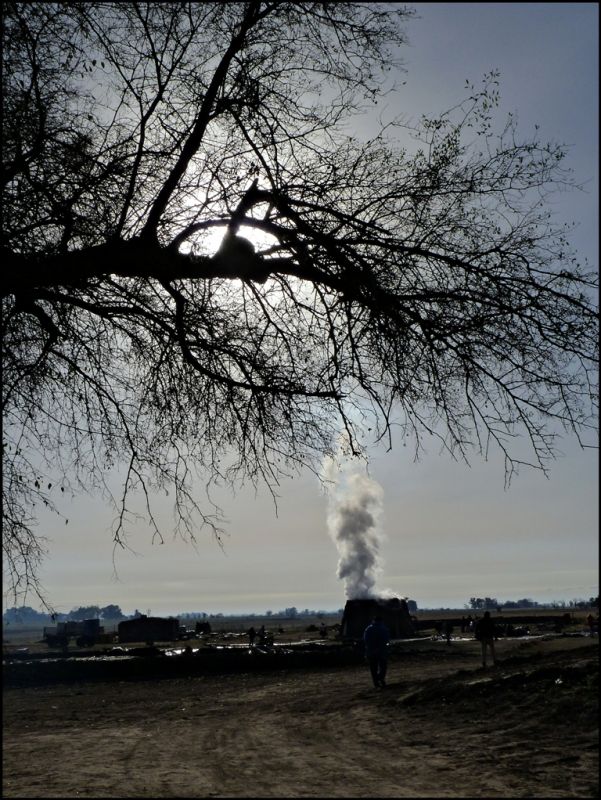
[6,3,598,617]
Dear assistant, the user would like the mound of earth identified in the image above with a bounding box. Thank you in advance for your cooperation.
[397,644,597,718]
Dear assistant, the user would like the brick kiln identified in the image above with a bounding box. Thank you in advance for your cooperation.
[340,596,414,640]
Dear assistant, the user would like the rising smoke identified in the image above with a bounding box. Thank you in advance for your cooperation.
[323,454,387,599]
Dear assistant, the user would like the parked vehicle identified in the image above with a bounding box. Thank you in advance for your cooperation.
[43,619,113,648]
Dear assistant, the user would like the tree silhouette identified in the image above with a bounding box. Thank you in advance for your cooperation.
[2,3,598,605]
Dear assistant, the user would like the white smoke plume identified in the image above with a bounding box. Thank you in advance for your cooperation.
[323,454,386,600]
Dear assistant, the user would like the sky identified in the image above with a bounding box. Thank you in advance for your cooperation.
[5,3,598,617]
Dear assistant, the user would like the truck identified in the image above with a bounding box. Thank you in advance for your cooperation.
[43,618,114,648]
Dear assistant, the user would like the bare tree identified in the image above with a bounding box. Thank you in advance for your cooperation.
[2,2,598,605]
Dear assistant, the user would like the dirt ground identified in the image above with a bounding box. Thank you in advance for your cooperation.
[3,635,598,798]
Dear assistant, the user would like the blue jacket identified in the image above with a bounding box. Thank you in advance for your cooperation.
[363,620,390,657]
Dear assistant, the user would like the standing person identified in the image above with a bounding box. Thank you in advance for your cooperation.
[474,610,497,668]
[363,614,390,689]
[444,620,453,645]
[247,626,256,647]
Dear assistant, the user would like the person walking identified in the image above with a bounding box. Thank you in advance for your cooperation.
[474,610,497,667]
[363,614,390,689]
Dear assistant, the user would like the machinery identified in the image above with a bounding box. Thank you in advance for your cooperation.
[43,618,114,648]
[43,615,192,649]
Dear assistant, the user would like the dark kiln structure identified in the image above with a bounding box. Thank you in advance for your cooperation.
[117,615,180,644]
[340,597,414,640]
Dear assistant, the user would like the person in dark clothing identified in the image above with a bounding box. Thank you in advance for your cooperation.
[363,615,390,688]
[474,610,497,667]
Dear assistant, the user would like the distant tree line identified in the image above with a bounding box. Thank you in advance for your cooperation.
[467,596,597,611]
[178,607,346,621]
[8,596,593,626]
